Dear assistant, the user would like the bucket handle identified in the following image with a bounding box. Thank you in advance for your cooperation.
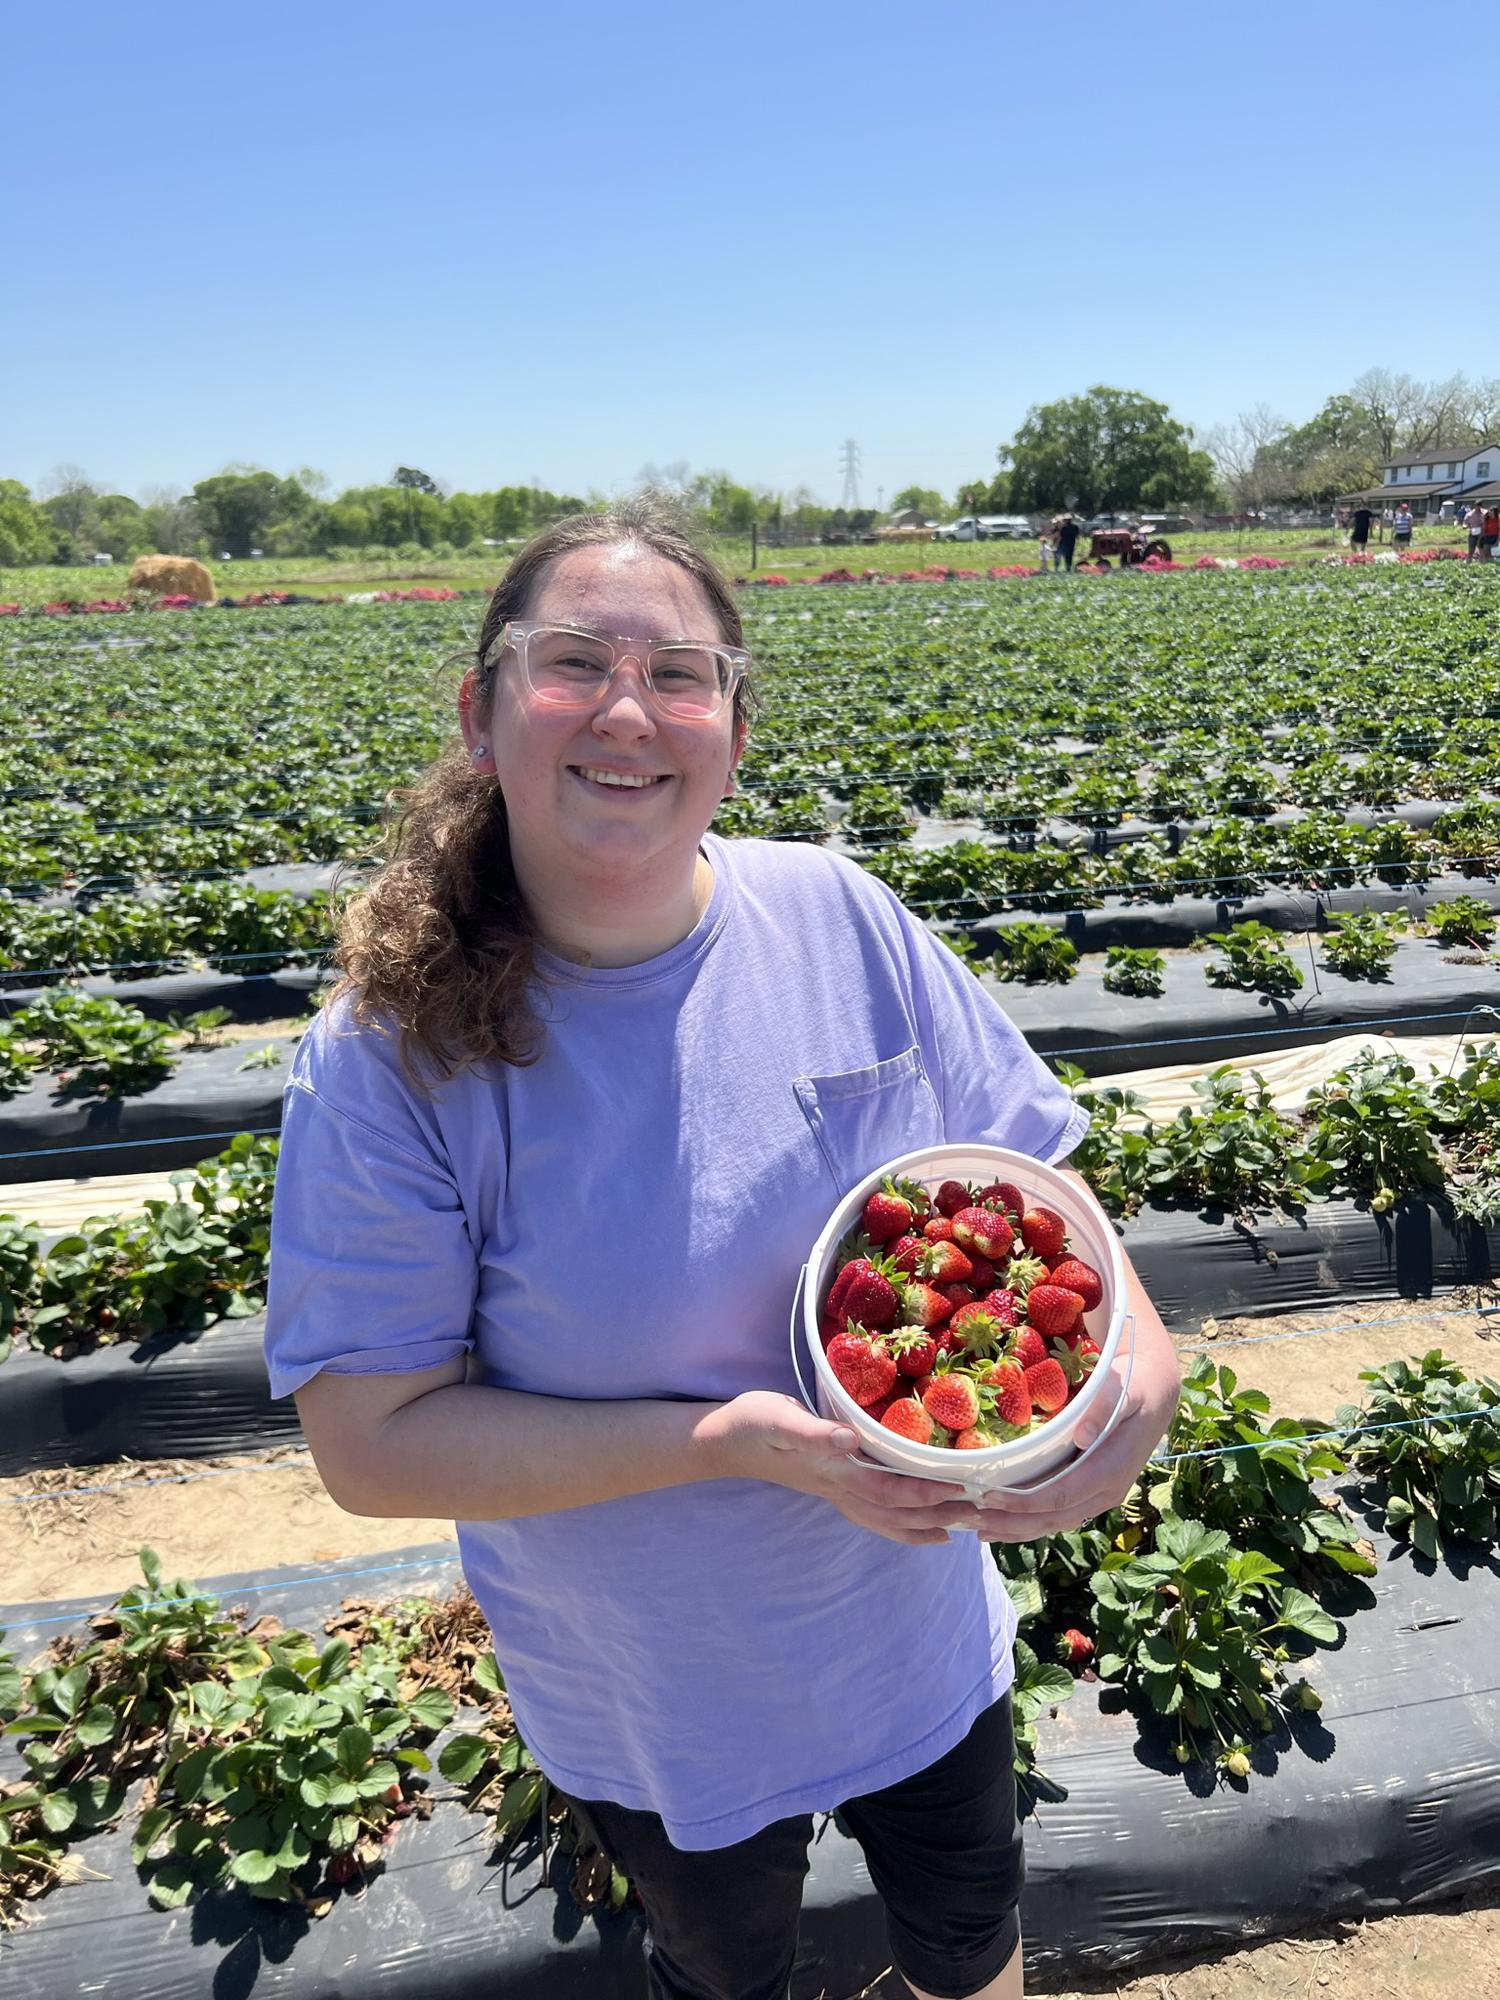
[788,1266,821,1415]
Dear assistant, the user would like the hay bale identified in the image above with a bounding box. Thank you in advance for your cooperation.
[126,554,216,602]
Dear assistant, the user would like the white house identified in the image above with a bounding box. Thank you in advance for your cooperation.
[1346,442,1500,517]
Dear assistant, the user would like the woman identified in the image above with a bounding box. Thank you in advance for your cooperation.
[264,500,1182,2000]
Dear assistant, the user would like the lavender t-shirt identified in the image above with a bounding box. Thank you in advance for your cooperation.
[263,833,1087,1849]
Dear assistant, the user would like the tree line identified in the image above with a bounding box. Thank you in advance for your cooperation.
[4,370,1497,568]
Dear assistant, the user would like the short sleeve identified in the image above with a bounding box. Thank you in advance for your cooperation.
[262,1015,478,1401]
[867,876,1089,1166]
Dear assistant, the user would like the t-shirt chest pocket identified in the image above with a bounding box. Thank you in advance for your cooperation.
[793,1045,945,1195]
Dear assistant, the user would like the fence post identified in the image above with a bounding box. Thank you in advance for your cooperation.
[751,522,757,572]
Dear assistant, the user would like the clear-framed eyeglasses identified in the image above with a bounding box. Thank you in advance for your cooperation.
[486,621,749,722]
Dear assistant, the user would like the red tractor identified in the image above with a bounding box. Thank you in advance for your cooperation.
[1086,526,1173,569]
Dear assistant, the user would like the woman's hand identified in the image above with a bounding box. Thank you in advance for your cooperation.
[698,1390,993,1546]
[972,1243,1183,1545]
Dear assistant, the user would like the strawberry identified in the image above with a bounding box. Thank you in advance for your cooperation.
[979,1179,1026,1220]
[984,1358,1033,1428]
[1025,1284,1086,1338]
[888,1232,927,1276]
[947,1302,1007,1357]
[1024,1357,1070,1415]
[935,1178,972,1218]
[1057,1628,1095,1668]
[886,1327,938,1377]
[916,1240,973,1285]
[978,1287,1021,1329]
[900,1281,955,1329]
[908,1369,935,1400]
[1004,1325,1048,1370]
[881,1396,937,1445]
[866,1389,903,1422]
[826,1327,898,1407]
[952,1424,998,1451]
[922,1216,957,1243]
[922,1370,982,1433]
[834,1258,902,1329]
[825,1260,860,1323]
[951,1205,1014,1262]
[328,1852,359,1885]
[1002,1251,1050,1299]
[1048,1257,1103,1312]
[1053,1338,1099,1388]
[863,1183,914,1245]
[820,1316,845,1350]
[965,1252,996,1291]
[1020,1206,1068,1260]
[938,1281,976,1312]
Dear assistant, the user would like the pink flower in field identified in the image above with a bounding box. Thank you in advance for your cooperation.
[0,603,22,615]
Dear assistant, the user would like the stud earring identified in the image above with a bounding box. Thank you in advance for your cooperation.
[472,744,488,760]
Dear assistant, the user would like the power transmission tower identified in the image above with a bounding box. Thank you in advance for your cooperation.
[838,439,862,512]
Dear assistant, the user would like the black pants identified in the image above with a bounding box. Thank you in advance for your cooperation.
[564,1695,1025,2000]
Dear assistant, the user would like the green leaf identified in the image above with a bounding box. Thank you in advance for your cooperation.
[1275,1587,1339,1643]
[39,1790,77,1833]
[1411,1512,1440,1560]
[472,1653,505,1696]
[336,1723,373,1774]
[229,1847,280,1886]
[1025,1665,1075,1706]
[299,1773,331,1809]
[406,1688,455,1733]
[74,1702,117,1748]
[439,1735,491,1785]
[147,1860,198,1909]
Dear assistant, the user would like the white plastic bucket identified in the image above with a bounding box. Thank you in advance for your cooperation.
[789,1143,1135,1498]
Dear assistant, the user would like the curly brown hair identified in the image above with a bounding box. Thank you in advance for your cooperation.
[326,497,756,1091]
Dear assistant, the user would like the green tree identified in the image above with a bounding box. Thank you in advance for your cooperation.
[92,494,153,562]
[193,469,314,558]
[999,386,1216,515]
[888,485,946,520]
[0,480,52,566]
[392,466,440,494]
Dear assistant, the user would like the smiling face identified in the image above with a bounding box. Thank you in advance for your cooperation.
[460,542,746,905]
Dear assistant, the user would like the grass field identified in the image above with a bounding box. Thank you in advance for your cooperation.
[0,523,1480,607]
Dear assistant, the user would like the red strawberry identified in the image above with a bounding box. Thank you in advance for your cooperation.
[1053,1338,1099,1388]
[951,1206,1014,1262]
[917,1240,974,1285]
[1002,1251,1050,1299]
[881,1396,937,1444]
[1057,1628,1095,1668]
[908,1369,935,1400]
[1020,1207,1068,1260]
[947,1302,1007,1357]
[826,1260,859,1323]
[922,1371,982,1433]
[836,1259,902,1329]
[1024,1357,1070,1415]
[979,1179,1026,1219]
[1025,1284,1086,1338]
[1004,1325,1048,1370]
[863,1185,913,1245]
[888,1232,927,1275]
[935,1178,972,1218]
[938,1281,976,1312]
[1048,1257,1103,1312]
[922,1216,957,1243]
[820,1316,845,1350]
[900,1281,955,1329]
[328,1852,359,1885]
[886,1327,938,1376]
[984,1358,1033,1428]
[866,1389,903,1422]
[979,1287,1021,1329]
[965,1252,996,1291]
[827,1327,898,1407]
[953,1424,998,1451]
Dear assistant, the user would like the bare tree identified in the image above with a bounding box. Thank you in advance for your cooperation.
[39,464,98,540]
[1202,406,1288,513]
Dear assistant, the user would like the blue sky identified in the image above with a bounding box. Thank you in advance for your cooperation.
[4,4,1489,507]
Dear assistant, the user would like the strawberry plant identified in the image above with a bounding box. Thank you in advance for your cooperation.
[136,1616,454,1909]
[164,1005,233,1048]
[1303,1052,1445,1206]
[0,1022,35,1098]
[1089,1516,1337,1775]
[1144,1068,1332,1219]
[1336,1352,1500,1558]
[1427,894,1496,948]
[1204,920,1304,997]
[1319,909,1404,980]
[12,989,176,1095]
[988,921,1078,984]
[841,783,916,847]
[1101,945,1166,997]
[1148,1357,1376,1583]
[1053,1063,1154,1217]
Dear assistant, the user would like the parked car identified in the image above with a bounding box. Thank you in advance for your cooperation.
[934,515,1034,542]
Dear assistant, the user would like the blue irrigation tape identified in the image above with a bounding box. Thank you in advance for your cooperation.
[1047,1006,1500,1061]
[1153,1400,1498,1466]
[0,1124,278,1164]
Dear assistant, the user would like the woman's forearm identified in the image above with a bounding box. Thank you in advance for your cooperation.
[343,1380,739,1520]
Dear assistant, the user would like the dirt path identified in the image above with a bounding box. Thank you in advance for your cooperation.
[4,1297,1498,1997]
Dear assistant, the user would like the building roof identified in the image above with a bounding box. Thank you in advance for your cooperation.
[1347,479,1458,501]
[1384,443,1487,468]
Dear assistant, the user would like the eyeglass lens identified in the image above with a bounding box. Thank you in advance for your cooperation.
[526,629,729,718]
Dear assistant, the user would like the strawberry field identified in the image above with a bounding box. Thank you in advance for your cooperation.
[3,560,1500,1991]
